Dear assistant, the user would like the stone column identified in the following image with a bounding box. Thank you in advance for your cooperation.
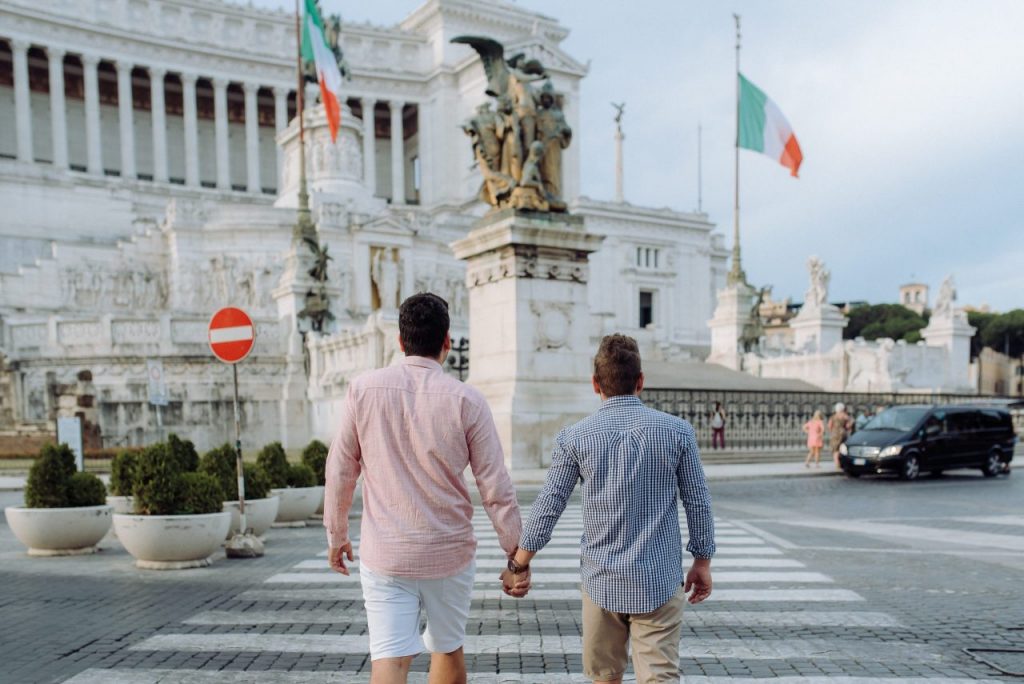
[273,86,289,191]
[416,102,430,204]
[212,78,230,190]
[115,60,136,179]
[451,210,605,469]
[706,280,758,371]
[82,54,103,174]
[389,101,405,205]
[11,40,33,163]
[149,67,168,182]
[361,97,376,195]
[46,46,68,169]
[243,82,261,193]
[180,72,199,187]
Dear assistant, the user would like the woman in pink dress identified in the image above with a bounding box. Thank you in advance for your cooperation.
[803,410,825,468]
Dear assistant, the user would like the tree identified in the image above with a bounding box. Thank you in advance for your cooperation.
[844,304,928,342]
[967,310,997,359]
[981,309,1024,358]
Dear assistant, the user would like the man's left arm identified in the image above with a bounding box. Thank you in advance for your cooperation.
[677,424,715,603]
[325,385,362,575]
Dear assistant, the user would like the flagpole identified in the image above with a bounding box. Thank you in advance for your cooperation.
[697,122,703,213]
[729,13,746,285]
[294,0,314,243]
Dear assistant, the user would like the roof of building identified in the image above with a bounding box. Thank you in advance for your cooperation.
[642,360,821,391]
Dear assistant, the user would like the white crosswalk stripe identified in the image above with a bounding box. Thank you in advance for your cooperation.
[74,510,967,681]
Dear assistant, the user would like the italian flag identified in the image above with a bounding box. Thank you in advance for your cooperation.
[738,73,803,177]
[301,0,343,142]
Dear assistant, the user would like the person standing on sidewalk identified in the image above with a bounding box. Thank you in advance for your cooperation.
[828,402,853,469]
[324,292,524,684]
[803,409,825,468]
[508,334,716,684]
[710,401,726,449]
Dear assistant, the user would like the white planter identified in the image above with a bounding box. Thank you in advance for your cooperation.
[4,505,113,556]
[106,495,134,515]
[222,496,280,538]
[113,512,231,570]
[271,486,324,527]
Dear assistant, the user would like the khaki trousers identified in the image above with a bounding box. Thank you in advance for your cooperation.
[581,586,686,683]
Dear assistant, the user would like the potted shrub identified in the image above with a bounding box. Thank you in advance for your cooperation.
[257,442,322,527]
[199,443,279,538]
[301,439,329,515]
[112,440,231,569]
[106,449,138,515]
[4,444,112,556]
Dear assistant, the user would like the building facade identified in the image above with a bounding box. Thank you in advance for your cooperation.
[0,0,727,452]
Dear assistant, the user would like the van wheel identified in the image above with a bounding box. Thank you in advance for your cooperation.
[982,451,1003,478]
[901,454,920,481]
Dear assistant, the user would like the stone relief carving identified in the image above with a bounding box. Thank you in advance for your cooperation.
[11,325,46,350]
[164,198,208,227]
[172,256,281,313]
[61,266,168,312]
[531,301,573,351]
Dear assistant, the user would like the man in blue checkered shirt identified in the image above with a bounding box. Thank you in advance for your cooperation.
[504,334,715,683]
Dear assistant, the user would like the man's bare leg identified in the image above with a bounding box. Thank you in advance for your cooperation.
[428,647,466,684]
[370,655,415,684]
[593,679,623,684]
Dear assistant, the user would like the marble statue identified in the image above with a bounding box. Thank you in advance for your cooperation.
[452,35,572,213]
[933,275,956,318]
[372,248,400,311]
[805,256,830,309]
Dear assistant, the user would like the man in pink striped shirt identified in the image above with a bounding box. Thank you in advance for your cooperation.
[325,292,523,684]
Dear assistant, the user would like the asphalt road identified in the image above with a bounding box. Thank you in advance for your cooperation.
[1,469,1022,683]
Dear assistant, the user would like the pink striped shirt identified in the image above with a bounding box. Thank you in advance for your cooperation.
[324,355,522,579]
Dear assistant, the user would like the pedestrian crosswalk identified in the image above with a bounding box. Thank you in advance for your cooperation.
[63,506,980,682]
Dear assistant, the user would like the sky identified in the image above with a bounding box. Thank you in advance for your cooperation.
[254,0,1024,312]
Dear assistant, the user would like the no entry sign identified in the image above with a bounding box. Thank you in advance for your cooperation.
[208,307,255,364]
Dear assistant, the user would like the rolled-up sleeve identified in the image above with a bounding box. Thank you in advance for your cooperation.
[324,384,362,549]
[466,396,521,556]
[520,431,579,552]
[677,425,715,559]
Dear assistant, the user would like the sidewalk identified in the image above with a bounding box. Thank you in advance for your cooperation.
[0,461,835,492]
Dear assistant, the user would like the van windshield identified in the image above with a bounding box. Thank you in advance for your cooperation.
[862,407,929,432]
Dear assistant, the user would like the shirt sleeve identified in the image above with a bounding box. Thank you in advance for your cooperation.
[466,396,522,557]
[520,430,579,552]
[324,383,362,549]
[677,424,715,559]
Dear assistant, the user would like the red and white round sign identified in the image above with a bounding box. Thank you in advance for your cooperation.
[208,307,256,364]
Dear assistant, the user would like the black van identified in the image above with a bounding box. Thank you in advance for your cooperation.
[839,405,1017,480]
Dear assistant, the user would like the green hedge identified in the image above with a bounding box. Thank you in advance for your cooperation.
[301,440,329,486]
[256,442,290,489]
[24,444,106,508]
[198,444,272,500]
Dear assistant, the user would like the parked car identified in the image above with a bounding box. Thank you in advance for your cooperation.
[839,405,1017,480]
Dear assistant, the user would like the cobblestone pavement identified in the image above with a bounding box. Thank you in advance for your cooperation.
[2,468,1023,683]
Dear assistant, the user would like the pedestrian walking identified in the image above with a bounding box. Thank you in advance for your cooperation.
[507,334,715,684]
[323,292,523,684]
[710,401,726,449]
[803,409,825,468]
[828,402,853,469]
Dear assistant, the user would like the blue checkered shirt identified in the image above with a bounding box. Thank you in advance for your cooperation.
[520,395,715,614]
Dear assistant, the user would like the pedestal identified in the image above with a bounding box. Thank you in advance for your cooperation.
[922,312,976,391]
[790,304,848,354]
[451,209,604,469]
[707,281,758,370]
[271,243,316,449]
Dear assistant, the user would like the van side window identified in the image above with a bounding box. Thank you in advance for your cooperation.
[949,412,978,433]
[980,411,1002,430]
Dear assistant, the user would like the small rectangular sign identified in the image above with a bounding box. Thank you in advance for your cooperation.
[57,416,84,472]
[147,359,169,407]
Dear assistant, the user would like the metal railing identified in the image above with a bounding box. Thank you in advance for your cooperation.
[642,388,987,451]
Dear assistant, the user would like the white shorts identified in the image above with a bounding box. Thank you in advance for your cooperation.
[359,560,475,660]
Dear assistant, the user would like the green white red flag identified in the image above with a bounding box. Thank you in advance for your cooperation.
[738,73,803,177]
[301,0,343,142]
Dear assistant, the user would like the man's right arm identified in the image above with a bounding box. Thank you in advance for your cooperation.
[466,396,522,558]
[324,385,362,565]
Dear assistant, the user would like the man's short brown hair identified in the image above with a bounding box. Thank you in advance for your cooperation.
[593,334,642,397]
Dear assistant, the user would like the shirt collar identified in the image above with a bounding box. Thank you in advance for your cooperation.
[402,355,443,371]
[600,394,644,410]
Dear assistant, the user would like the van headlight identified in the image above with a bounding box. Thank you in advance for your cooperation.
[839,443,848,456]
[880,445,902,458]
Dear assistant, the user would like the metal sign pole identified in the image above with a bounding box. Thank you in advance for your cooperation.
[155,403,164,443]
[233,363,247,536]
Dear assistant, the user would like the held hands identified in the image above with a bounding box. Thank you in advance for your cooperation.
[500,567,531,598]
[684,559,712,604]
[328,542,355,575]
